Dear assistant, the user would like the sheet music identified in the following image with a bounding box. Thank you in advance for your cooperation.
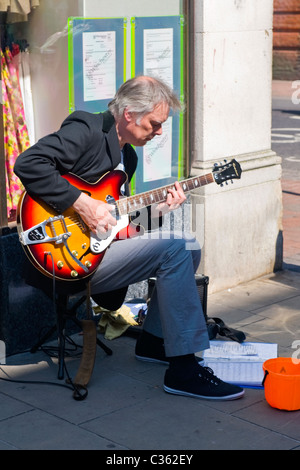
[201,341,278,387]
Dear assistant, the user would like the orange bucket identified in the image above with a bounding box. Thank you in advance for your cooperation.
[262,358,300,411]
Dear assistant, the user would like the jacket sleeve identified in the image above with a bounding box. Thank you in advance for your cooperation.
[14,112,100,213]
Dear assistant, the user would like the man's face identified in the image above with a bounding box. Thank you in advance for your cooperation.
[124,101,170,147]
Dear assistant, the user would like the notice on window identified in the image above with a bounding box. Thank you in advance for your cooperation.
[143,28,173,88]
[82,31,116,102]
[143,118,172,182]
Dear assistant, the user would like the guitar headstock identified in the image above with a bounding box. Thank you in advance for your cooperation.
[213,159,242,185]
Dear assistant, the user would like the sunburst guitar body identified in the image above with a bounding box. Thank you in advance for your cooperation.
[17,171,140,282]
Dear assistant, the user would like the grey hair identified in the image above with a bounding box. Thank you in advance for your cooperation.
[108,75,181,119]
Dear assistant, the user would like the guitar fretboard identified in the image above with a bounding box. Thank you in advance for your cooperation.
[116,172,214,215]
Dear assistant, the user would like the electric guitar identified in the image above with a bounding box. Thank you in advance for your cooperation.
[17,159,242,281]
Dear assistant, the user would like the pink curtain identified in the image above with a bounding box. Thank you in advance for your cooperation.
[1,45,29,220]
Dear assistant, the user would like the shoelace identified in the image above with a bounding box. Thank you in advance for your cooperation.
[198,366,222,385]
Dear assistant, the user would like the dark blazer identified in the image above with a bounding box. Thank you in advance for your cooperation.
[14,110,138,211]
[14,110,140,307]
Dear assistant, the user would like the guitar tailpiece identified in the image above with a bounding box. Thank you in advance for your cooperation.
[19,215,71,246]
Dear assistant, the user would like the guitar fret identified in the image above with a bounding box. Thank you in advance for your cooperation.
[117,170,218,216]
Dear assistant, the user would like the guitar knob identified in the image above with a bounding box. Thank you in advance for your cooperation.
[71,270,78,278]
[57,261,64,269]
[85,261,92,268]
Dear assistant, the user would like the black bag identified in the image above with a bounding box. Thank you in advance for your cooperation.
[206,317,246,343]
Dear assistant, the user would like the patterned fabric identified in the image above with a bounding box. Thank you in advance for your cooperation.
[1,46,29,219]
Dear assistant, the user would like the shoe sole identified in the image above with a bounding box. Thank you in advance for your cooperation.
[163,384,245,401]
[135,354,169,365]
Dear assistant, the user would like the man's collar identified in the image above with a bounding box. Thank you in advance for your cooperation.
[102,110,115,133]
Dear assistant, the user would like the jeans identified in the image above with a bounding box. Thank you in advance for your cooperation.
[90,231,209,357]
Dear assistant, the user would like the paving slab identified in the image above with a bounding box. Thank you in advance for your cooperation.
[81,390,299,450]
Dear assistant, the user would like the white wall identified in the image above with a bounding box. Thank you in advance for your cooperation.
[83,0,180,17]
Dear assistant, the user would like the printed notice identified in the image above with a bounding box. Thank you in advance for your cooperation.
[83,31,116,102]
[143,28,173,88]
[143,118,172,182]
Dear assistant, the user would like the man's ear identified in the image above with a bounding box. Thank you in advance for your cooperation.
[123,108,134,123]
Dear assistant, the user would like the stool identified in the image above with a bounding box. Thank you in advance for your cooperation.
[30,293,112,380]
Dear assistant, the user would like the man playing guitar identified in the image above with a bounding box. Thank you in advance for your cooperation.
[14,75,244,401]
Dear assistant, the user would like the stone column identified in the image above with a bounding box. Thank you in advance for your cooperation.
[189,0,282,293]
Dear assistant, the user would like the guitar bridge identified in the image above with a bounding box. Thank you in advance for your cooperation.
[19,215,71,246]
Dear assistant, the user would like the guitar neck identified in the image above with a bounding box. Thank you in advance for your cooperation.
[117,172,214,215]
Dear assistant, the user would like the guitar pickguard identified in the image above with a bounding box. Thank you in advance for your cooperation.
[90,214,129,253]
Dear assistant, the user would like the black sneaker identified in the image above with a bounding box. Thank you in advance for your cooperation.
[164,365,244,400]
[135,331,205,367]
[135,331,169,365]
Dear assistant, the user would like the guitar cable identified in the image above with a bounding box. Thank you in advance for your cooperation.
[0,252,88,401]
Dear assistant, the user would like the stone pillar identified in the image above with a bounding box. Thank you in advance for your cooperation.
[189,0,282,293]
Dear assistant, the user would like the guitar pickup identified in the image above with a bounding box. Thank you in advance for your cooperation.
[105,194,120,220]
[19,215,71,246]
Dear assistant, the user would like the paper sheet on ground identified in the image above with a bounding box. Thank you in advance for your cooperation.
[200,341,278,387]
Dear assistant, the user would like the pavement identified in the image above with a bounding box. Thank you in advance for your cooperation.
[0,81,300,452]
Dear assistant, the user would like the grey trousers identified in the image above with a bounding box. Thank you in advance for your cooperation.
[90,231,210,357]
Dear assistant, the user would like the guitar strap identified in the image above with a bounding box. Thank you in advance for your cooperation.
[71,282,97,400]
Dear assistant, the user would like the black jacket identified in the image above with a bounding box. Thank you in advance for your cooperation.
[14,110,138,211]
[14,110,141,307]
